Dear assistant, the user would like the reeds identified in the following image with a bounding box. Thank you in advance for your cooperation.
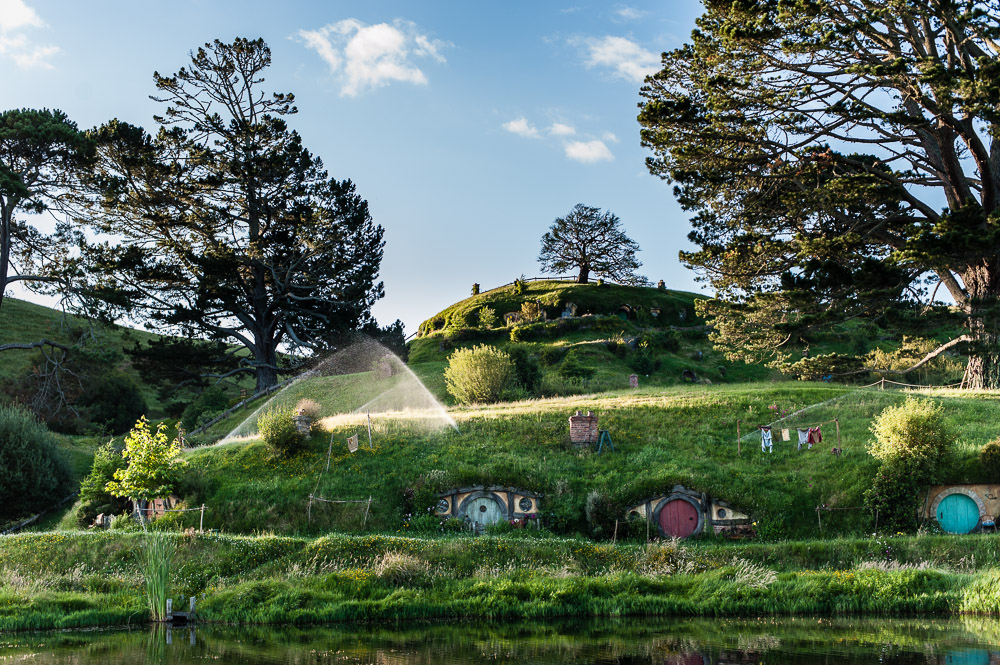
[139,530,175,622]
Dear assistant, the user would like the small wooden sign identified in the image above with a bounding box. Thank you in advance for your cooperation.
[347,434,359,453]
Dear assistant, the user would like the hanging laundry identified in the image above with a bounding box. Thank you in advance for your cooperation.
[759,426,773,453]
[807,427,822,449]
[781,428,790,441]
[797,428,809,451]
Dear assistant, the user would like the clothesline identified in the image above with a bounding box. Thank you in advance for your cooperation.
[758,418,838,429]
[309,494,371,504]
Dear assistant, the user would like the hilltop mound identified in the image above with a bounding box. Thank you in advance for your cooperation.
[409,280,772,401]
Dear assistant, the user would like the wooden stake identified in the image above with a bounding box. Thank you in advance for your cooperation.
[816,506,822,530]
[835,418,841,449]
[367,412,373,449]
[362,496,372,528]
[737,419,741,456]
[612,519,618,543]
[325,432,334,472]
[190,595,196,621]
[199,504,205,533]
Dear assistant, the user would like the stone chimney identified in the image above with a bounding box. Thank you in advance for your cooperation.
[568,410,599,444]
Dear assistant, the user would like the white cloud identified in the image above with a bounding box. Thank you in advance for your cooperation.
[615,6,647,20]
[297,18,449,97]
[565,140,614,164]
[503,117,541,138]
[602,131,619,143]
[0,0,41,32]
[548,122,576,136]
[0,0,57,69]
[580,35,659,83]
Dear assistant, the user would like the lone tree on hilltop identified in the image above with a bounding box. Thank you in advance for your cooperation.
[80,38,384,393]
[538,204,644,285]
[639,0,1000,389]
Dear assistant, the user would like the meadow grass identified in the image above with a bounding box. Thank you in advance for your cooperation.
[144,382,1000,540]
[3,530,1000,630]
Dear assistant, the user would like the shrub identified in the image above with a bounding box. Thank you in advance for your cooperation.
[864,459,927,533]
[507,345,542,396]
[106,417,187,506]
[295,398,322,419]
[631,341,656,375]
[444,345,516,404]
[479,306,498,329]
[76,442,129,527]
[981,439,1000,481]
[80,370,148,435]
[181,386,230,429]
[540,347,565,366]
[558,349,595,380]
[0,404,71,521]
[258,407,304,456]
[868,397,956,471]
[520,301,542,322]
[585,490,619,540]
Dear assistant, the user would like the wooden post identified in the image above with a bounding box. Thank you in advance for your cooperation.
[166,598,172,622]
[199,504,205,533]
[816,506,822,530]
[325,432,334,472]
[362,496,372,528]
[367,412,373,449]
[646,513,650,542]
[737,419,741,456]
[307,495,313,523]
[835,418,841,449]
[190,595,196,621]
[880,377,885,390]
[612,519,618,543]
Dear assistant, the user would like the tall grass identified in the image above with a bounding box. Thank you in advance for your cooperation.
[139,531,175,621]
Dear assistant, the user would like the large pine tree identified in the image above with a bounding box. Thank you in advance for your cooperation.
[639,0,1000,388]
[83,38,384,392]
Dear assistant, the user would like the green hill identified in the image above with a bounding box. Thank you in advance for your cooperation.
[115,380,996,541]
[409,280,775,402]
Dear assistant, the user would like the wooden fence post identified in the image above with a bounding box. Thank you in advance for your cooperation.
[199,504,205,533]
[737,419,741,456]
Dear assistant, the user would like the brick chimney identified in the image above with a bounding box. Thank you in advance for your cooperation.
[568,410,599,444]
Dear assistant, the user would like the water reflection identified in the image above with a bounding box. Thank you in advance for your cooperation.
[2,617,999,664]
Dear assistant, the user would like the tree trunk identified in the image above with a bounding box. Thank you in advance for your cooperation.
[254,347,279,393]
[962,263,1000,390]
[577,265,590,284]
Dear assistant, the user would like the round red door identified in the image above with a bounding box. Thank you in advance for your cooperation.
[658,499,699,538]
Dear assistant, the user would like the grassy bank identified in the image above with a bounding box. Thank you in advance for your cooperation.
[4,531,1000,631]
[129,383,1000,539]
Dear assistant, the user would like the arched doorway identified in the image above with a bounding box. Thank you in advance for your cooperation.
[657,498,700,538]
[936,493,981,534]
[458,493,507,532]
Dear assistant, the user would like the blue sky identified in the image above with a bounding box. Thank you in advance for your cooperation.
[1,0,707,334]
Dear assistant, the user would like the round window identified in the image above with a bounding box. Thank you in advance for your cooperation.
[518,497,533,512]
[436,499,449,514]
[717,508,727,519]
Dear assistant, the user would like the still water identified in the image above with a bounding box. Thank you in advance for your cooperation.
[3,617,999,664]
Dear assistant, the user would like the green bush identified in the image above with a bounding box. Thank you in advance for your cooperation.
[558,349,595,380]
[980,440,1000,481]
[257,407,304,456]
[864,459,926,533]
[868,397,956,471]
[0,404,71,521]
[76,442,129,527]
[182,386,230,429]
[507,345,542,396]
[80,370,148,435]
[444,345,515,404]
[478,306,498,329]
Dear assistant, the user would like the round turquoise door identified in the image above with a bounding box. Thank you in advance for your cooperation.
[936,494,980,534]
[464,496,505,530]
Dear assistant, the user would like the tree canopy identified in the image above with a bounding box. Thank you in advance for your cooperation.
[638,0,1000,388]
[0,108,93,313]
[82,38,385,392]
[538,204,645,285]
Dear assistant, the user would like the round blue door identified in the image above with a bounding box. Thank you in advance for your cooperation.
[936,494,980,534]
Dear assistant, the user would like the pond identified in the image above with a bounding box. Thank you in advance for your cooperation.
[3,617,999,664]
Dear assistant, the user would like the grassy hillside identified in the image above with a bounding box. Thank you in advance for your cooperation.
[410,280,775,402]
[109,380,999,541]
